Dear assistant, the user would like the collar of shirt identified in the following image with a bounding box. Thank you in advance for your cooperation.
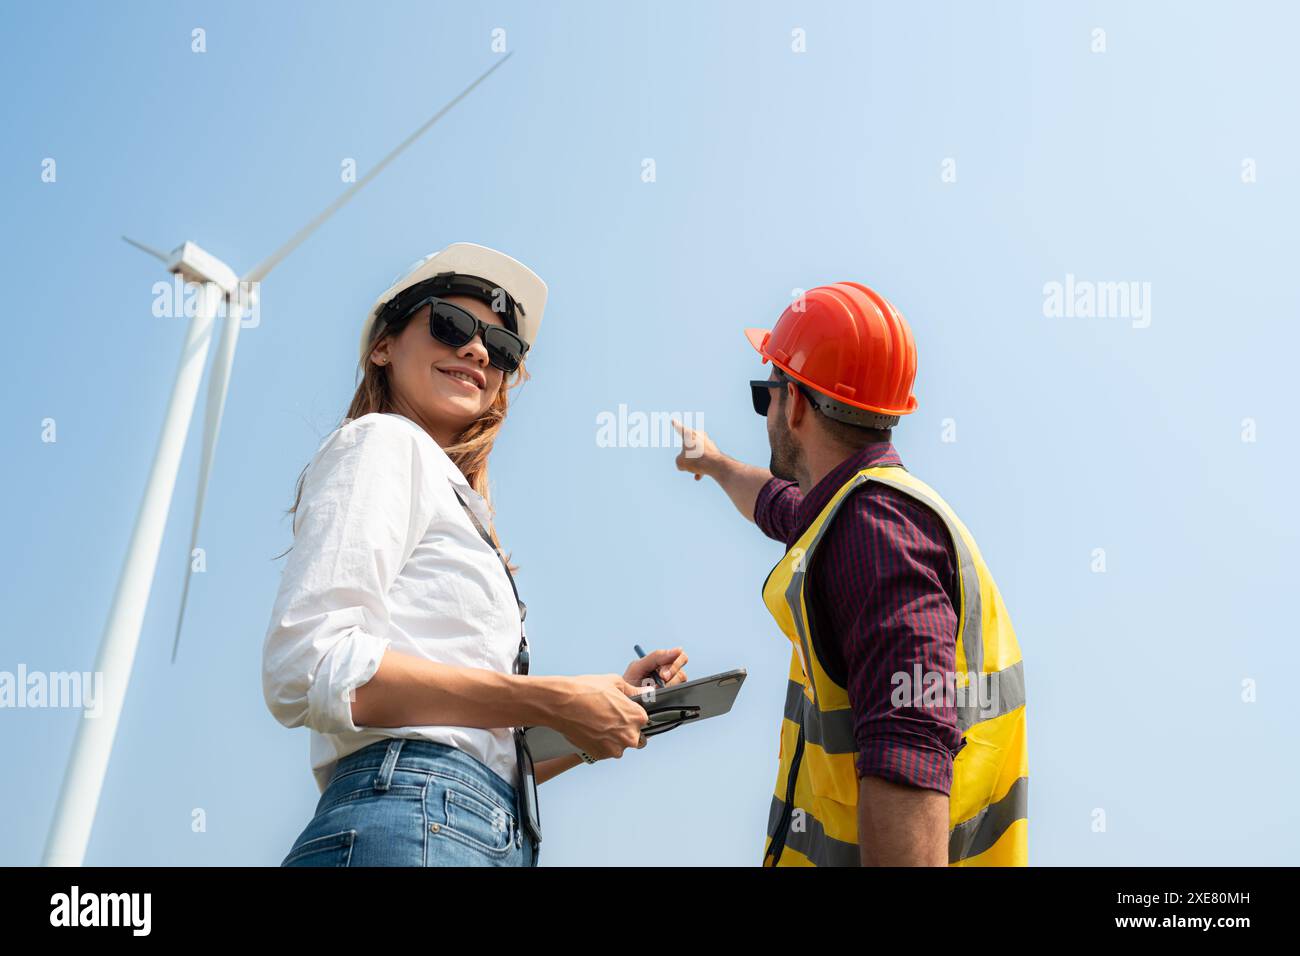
[790,441,902,541]
[379,412,493,527]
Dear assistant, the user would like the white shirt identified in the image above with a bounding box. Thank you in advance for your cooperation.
[261,411,524,794]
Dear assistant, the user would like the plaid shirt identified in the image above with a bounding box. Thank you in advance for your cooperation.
[754,443,964,794]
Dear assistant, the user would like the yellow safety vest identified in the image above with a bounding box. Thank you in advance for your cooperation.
[760,464,1028,866]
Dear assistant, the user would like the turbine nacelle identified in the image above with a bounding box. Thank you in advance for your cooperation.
[166,241,240,296]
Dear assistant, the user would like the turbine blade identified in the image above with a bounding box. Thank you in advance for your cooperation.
[242,52,513,284]
[122,235,170,263]
[171,303,242,662]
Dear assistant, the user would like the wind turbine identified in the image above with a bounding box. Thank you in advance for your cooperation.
[42,53,513,867]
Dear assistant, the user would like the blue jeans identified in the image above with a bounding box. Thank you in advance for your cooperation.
[281,738,540,867]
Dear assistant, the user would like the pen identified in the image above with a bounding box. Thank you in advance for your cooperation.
[633,644,666,689]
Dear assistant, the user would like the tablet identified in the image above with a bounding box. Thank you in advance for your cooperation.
[522,667,748,762]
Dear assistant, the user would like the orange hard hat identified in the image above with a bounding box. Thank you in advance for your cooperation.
[744,281,918,426]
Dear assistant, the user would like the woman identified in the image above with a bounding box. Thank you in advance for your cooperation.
[262,242,688,867]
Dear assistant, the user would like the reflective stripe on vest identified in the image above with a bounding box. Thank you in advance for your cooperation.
[761,465,1028,866]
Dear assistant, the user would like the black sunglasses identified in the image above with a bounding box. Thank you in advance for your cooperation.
[752,369,832,418]
[398,296,530,373]
[750,373,790,416]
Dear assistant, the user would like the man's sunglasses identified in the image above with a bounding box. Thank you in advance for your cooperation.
[397,296,530,373]
[750,372,796,416]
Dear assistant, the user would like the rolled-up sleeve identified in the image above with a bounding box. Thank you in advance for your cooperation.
[262,415,433,735]
[754,477,801,543]
[827,490,963,794]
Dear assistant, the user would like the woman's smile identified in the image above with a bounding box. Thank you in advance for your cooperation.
[437,364,486,391]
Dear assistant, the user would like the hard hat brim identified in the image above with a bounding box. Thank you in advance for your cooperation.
[743,327,772,361]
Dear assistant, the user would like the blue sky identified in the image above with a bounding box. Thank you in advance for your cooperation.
[2,0,1296,865]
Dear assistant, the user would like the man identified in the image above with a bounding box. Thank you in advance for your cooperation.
[673,281,1027,866]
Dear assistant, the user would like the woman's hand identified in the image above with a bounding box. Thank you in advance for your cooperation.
[552,674,651,760]
[623,646,689,692]
[545,651,689,764]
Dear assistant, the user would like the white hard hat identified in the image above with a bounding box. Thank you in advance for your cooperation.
[360,242,547,363]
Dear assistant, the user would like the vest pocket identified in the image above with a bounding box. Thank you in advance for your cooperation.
[799,703,860,807]
[803,749,859,807]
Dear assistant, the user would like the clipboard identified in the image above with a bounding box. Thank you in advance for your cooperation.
[522,667,748,762]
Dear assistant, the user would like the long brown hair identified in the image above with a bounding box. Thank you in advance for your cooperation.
[275,315,528,569]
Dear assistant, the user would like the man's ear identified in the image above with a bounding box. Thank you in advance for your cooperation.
[784,382,806,429]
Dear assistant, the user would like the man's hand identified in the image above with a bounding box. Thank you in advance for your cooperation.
[670,419,773,523]
[672,419,723,481]
[857,776,950,866]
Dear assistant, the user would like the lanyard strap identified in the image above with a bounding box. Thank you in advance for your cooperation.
[451,483,544,845]
[451,485,529,675]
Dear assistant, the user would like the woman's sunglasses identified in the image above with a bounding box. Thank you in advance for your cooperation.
[398,296,530,373]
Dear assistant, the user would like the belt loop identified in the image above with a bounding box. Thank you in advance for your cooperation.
[374,738,404,791]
